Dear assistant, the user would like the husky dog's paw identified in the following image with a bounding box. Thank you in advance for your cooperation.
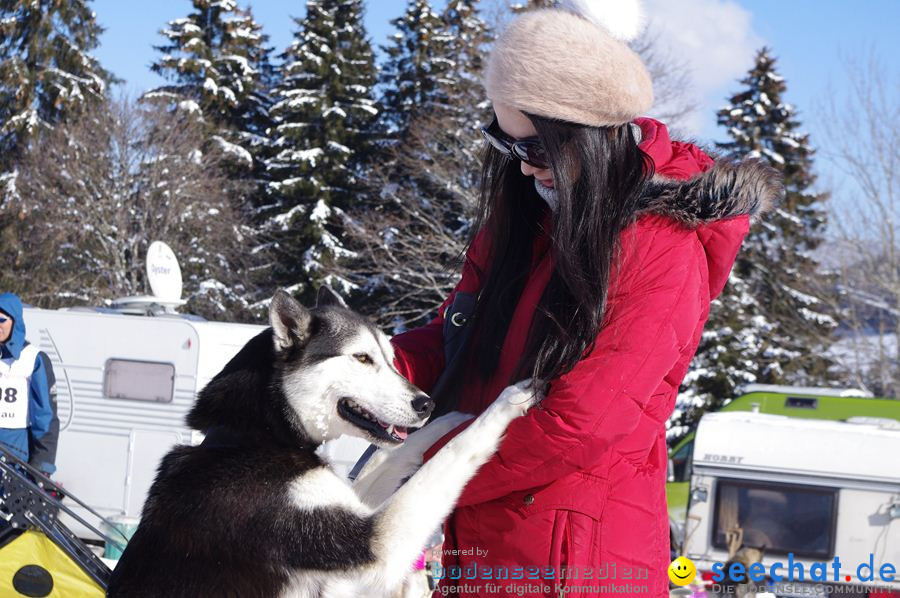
[402,411,473,454]
[488,378,543,419]
[499,379,543,413]
[469,379,543,444]
[427,381,544,470]
[452,382,540,466]
[353,412,475,506]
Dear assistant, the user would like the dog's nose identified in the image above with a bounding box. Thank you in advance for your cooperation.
[411,394,434,417]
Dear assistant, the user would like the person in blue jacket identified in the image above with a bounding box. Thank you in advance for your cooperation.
[0,292,55,471]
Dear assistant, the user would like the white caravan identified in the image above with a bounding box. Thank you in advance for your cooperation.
[22,305,370,541]
[14,244,372,545]
[683,411,900,597]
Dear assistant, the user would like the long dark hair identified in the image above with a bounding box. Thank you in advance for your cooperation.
[457,114,654,398]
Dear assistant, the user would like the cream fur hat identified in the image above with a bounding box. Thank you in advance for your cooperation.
[484,0,653,127]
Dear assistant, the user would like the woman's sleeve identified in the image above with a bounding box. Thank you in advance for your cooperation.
[424,228,709,507]
[390,230,489,394]
[390,304,450,394]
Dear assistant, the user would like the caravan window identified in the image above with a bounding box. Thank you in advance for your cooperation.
[104,359,175,403]
[784,396,818,409]
[712,480,836,559]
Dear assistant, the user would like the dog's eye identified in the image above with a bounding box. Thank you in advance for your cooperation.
[354,353,373,365]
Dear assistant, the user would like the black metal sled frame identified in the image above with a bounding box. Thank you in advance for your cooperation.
[0,445,128,590]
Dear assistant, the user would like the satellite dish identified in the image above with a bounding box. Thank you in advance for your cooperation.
[146,241,183,301]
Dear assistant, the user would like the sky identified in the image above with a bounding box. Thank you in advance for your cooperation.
[92,0,899,212]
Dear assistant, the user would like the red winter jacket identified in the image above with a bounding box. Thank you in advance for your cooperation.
[391,118,776,597]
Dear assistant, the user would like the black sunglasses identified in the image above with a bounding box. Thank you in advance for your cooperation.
[480,118,549,170]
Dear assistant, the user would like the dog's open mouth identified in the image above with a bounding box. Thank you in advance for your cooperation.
[337,398,411,444]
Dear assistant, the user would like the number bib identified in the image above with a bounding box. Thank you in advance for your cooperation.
[0,344,38,430]
[0,375,28,428]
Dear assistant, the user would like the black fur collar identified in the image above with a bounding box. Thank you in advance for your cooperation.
[635,158,782,228]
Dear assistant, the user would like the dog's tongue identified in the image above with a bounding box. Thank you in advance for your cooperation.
[377,419,409,440]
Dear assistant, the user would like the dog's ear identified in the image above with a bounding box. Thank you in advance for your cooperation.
[316,285,348,309]
[269,290,313,352]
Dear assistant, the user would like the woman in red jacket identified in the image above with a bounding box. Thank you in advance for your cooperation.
[389,4,781,597]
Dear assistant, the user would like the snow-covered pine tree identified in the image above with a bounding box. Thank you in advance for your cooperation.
[337,1,492,329]
[374,0,490,158]
[668,47,838,442]
[144,1,273,193]
[439,0,493,131]
[264,0,378,302]
[220,6,276,205]
[144,1,233,121]
[377,0,452,141]
[716,47,837,382]
[0,0,113,171]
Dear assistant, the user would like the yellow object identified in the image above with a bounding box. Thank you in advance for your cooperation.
[668,556,697,586]
[0,531,104,597]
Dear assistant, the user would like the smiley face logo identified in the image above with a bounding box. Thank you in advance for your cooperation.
[668,556,696,586]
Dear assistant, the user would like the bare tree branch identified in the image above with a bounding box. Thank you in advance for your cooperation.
[816,52,900,395]
[1,96,261,321]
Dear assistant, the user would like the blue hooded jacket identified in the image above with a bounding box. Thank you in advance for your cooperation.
[0,293,53,463]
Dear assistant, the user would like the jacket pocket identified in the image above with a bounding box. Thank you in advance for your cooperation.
[506,472,609,587]
[507,471,609,521]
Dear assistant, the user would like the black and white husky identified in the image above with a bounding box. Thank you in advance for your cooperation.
[107,289,537,598]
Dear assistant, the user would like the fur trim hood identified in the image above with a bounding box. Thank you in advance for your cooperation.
[632,116,781,228]
[636,157,782,228]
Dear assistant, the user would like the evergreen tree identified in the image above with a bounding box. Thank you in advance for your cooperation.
[377,0,490,147]
[716,47,837,381]
[0,0,113,170]
[377,0,451,140]
[340,0,492,328]
[265,0,378,302]
[222,6,277,207]
[440,0,492,130]
[145,1,273,186]
[669,47,838,442]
